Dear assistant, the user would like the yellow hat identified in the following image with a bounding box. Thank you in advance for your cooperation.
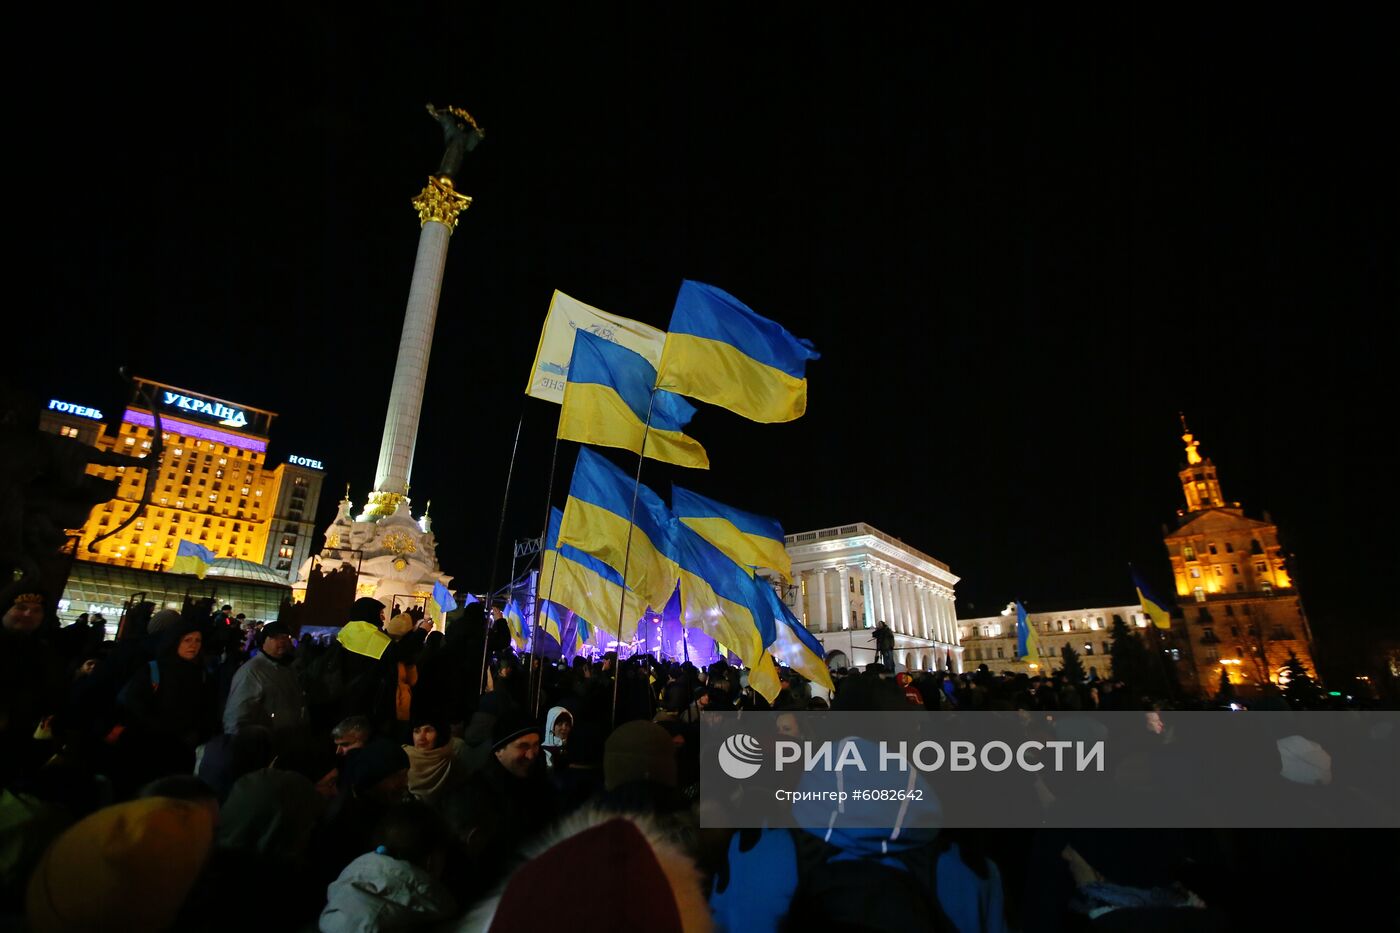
[26,797,214,932]
[385,613,417,638]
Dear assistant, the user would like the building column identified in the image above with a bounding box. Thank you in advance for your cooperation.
[881,570,897,632]
[919,586,934,641]
[901,577,917,638]
[940,594,953,645]
[814,569,829,632]
[861,563,876,628]
[837,565,851,631]
[793,571,806,628]
[869,566,885,627]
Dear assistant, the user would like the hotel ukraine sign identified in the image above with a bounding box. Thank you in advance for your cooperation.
[160,391,249,429]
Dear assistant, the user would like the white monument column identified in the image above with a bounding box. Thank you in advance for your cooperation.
[873,569,890,627]
[362,174,472,519]
[814,569,829,632]
[897,576,912,635]
[918,586,933,640]
[904,578,919,638]
[885,572,900,633]
[837,566,851,630]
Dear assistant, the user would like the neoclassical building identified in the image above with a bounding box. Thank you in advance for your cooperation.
[779,522,961,673]
[958,603,1155,677]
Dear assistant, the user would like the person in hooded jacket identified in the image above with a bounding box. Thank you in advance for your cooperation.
[120,619,219,750]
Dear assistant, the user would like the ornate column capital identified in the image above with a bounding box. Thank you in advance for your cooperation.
[413,175,473,230]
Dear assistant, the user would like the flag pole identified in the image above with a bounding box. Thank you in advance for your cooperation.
[480,402,528,696]
[611,391,658,730]
[521,429,565,711]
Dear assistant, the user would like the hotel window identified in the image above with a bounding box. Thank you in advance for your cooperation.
[60,425,78,438]
[218,457,227,466]
[1254,562,1266,573]
[141,440,151,449]
[278,546,294,559]
[1193,586,1206,602]
[1183,545,1196,561]
[1084,643,1094,656]
[1215,566,1224,577]
[159,497,168,505]
[124,437,135,446]
[1232,564,1239,574]
[1209,544,1218,555]
[1225,542,1234,553]
[175,499,184,508]
[241,487,250,495]
[1190,568,1201,578]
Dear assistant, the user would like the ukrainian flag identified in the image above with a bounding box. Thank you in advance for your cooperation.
[539,507,648,641]
[1015,601,1040,661]
[558,330,709,469]
[557,448,679,612]
[672,485,791,582]
[504,599,530,651]
[1131,566,1173,630]
[657,280,820,424]
[670,520,780,702]
[429,581,457,627]
[170,540,216,578]
[760,582,835,692]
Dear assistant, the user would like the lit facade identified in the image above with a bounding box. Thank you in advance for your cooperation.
[958,603,1153,677]
[1164,422,1318,693]
[781,523,961,673]
[62,378,324,584]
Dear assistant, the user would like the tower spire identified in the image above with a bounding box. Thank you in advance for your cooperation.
[1177,415,1225,512]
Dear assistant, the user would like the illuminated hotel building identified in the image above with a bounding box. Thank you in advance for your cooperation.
[1163,421,1318,692]
[46,378,324,586]
[780,523,961,673]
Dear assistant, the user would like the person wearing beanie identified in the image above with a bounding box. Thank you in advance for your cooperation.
[385,613,417,640]
[450,712,555,895]
[222,620,307,740]
[461,810,712,932]
[25,797,215,932]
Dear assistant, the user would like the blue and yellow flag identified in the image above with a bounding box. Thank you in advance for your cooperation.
[672,485,791,582]
[557,448,679,612]
[504,599,530,651]
[760,582,835,692]
[1015,601,1040,661]
[657,280,820,424]
[539,507,648,642]
[170,539,216,578]
[558,330,709,469]
[670,520,780,701]
[429,581,458,626]
[1131,566,1173,630]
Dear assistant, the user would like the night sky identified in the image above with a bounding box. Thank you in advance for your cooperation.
[13,7,1392,652]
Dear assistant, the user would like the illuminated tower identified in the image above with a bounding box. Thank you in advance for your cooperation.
[1162,419,1318,695]
[296,105,483,610]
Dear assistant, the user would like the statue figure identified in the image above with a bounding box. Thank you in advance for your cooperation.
[426,103,484,182]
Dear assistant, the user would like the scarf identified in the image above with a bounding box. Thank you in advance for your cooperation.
[403,738,459,801]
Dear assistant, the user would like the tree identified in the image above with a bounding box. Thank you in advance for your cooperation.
[1059,643,1087,683]
[1281,650,1323,708]
[1109,617,1151,691]
[1216,668,1236,705]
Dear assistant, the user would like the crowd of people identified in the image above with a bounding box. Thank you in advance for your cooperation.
[1,587,1395,931]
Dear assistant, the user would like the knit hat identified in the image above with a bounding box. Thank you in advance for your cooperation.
[1278,734,1332,785]
[257,621,292,646]
[481,814,704,933]
[604,721,677,791]
[385,613,416,639]
[491,712,543,752]
[26,798,215,932]
[147,608,182,636]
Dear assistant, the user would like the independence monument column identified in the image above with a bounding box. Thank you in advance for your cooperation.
[361,103,485,520]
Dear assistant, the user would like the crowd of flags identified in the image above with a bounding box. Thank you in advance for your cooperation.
[521,280,830,701]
